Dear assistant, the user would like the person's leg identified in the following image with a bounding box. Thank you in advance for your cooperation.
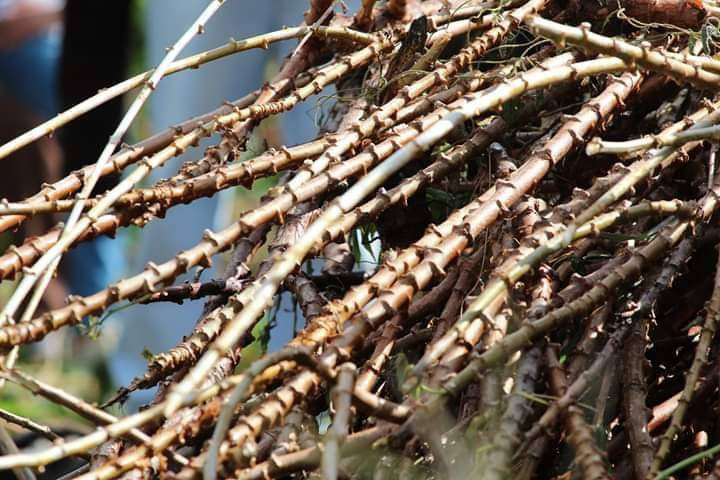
[62,237,126,296]
[58,0,131,296]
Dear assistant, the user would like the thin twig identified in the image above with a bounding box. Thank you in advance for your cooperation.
[0,408,60,442]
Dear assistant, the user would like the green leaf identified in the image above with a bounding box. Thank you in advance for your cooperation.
[141,348,155,362]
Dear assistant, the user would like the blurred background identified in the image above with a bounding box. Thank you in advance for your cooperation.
[0,0,357,453]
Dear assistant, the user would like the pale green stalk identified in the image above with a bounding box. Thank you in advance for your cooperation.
[525,15,720,88]
[588,123,720,156]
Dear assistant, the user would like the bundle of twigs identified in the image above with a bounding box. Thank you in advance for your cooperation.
[4,0,720,478]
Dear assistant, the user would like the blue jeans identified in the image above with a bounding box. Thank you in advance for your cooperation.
[0,26,61,117]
